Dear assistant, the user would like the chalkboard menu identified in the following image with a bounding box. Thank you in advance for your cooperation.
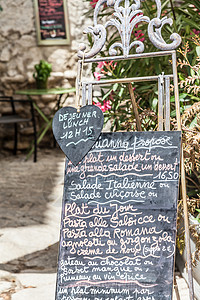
[56,131,181,300]
[34,0,70,45]
[52,105,104,166]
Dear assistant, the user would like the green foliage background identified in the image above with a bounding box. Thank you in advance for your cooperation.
[85,0,200,130]
[84,0,200,263]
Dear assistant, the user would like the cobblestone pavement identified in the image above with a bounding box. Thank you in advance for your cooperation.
[0,149,190,299]
[0,149,65,299]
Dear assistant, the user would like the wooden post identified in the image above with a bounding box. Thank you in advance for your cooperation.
[172,51,194,300]
[128,83,142,131]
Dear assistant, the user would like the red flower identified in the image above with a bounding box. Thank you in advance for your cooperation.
[94,72,103,80]
[135,30,145,42]
[192,29,200,35]
[95,100,111,112]
[97,61,105,69]
[90,0,98,8]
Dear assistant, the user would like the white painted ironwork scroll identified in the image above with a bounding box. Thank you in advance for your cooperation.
[78,0,181,59]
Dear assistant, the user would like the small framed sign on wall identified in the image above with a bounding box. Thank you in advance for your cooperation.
[34,0,70,46]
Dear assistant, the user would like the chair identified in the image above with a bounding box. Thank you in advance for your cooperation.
[0,96,37,162]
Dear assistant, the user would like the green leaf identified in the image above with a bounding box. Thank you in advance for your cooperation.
[182,16,200,30]
[185,25,191,35]
[119,87,125,98]
[192,0,200,11]
[189,115,198,128]
[170,95,175,103]
[190,94,200,101]
[190,68,195,77]
[102,89,113,101]
[152,98,158,112]
[171,107,184,117]
[113,83,118,92]
[161,0,169,10]
[179,93,189,101]
[196,46,200,57]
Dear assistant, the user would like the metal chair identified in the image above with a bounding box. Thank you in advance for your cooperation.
[0,96,37,162]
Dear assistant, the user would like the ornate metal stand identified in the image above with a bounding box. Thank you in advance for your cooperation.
[76,1,194,299]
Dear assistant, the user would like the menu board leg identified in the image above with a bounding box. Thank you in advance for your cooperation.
[172,51,194,300]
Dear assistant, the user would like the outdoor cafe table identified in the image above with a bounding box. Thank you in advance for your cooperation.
[15,87,76,159]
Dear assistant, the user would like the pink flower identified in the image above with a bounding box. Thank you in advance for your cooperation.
[93,72,103,80]
[97,61,105,69]
[109,93,114,101]
[192,29,200,35]
[139,37,145,42]
[90,0,98,8]
[90,0,106,9]
[135,30,142,36]
[135,30,145,42]
[96,61,117,75]
[95,100,111,112]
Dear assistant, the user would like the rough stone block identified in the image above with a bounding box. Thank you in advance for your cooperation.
[0,48,10,62]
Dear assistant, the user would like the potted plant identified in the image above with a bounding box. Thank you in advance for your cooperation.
[33,60,52,89]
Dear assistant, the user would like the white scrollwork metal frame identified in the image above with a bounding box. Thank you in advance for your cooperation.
[77,0,181,59]
[75,4,194,299]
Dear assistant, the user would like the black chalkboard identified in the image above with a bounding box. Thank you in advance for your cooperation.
[55,131,181,300]
[52,105,104,166]
[34,0,70,45]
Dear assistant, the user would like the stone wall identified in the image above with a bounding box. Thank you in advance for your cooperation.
[0,0,92,152]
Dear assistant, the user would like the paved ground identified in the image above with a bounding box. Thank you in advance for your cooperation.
[0,148,65,299]
[0,148,190,299]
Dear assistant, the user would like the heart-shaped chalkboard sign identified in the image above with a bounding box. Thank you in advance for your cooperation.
[52,105,104,165]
